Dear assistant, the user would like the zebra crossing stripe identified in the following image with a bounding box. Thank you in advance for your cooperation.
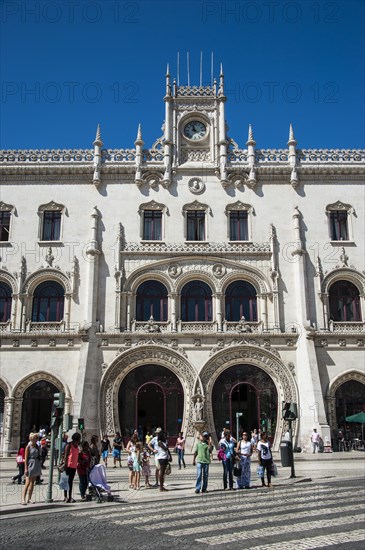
[71,484,357,520]
[196,515,365,545]
[248,529,365,550]
[133,495,362,531]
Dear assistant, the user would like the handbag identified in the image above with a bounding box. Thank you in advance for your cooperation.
[16,455,24,464]
[257,465,264,477]
[165,463,172,475]
[59,471,69,491]
[271,462,278,477]
[233,465,241,477]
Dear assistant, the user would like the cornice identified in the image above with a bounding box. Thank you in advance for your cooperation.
[1,148,364,180]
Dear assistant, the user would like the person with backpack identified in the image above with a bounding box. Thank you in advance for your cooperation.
[257,432,272,487]
[11,442,26,485]
[220,430,235,490]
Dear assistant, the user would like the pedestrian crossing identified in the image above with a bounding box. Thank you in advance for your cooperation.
[71,480,365,549]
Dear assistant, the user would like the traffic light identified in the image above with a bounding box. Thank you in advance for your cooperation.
[63,414,73,431]
[51,392,65,428]
[78,418,85,431]
[282,402,298,420]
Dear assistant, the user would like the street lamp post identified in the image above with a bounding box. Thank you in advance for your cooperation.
[236,412,243,440]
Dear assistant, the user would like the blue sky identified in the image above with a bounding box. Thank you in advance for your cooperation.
[1,0,364,150]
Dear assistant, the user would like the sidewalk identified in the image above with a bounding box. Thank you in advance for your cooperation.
[1,451,364,516]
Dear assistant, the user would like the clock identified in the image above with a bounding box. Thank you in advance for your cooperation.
[183,120,207,141]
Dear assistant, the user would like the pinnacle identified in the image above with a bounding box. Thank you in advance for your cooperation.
[246,124,256,146]
[93,124,103,146]
[288,123,297,145]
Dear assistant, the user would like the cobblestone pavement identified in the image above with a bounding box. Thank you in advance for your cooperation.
[0,477,364,549]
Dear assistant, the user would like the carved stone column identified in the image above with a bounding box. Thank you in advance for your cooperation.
[170,292,177,332]
[126,293,131,332]
[215,292,223,332]
[64,293,71,330]
[3,397,15,456]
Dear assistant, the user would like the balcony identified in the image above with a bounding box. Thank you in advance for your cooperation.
[328,320,364,333]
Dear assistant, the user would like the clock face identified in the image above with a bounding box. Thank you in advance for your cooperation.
[183,120,207,141]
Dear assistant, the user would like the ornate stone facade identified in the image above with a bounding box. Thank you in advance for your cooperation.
[0,69,364,454]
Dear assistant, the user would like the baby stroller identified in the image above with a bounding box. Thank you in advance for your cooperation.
[87,464,114,503]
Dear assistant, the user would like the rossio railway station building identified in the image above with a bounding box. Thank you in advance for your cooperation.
[0,68,364,454]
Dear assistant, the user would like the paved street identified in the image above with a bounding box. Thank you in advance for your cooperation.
[0,477,364,549]
[0,454,364,549]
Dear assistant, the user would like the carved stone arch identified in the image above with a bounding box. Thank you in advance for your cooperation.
[219,266,270,295]
[11,371,71,443]
[325,200,354,213]
[0,201,15,214]
[176,271,216,295]
[199,344,299,450]
[99,345,197,437]
[182,200,211,215]
[23,268,72,295]
[38,200,66,214]
[0,269,18,294]
[138,200,169,215]
[126,268,172,296]
[325,370,365,435]
[322,268,365,295]
[225,201,254,214]
[0,375,11,398]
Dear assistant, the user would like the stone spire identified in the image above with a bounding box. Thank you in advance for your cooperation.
[218,63,224,95]
[288,123,298,187]
[135,124,144,185]
[165,63,171,96]
[246,124,257,188]
[93,124,103,185]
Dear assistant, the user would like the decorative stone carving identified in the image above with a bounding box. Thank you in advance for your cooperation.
[168,264,182,278]
[188,177,205,194]
[212,264,226,278]
[30,340,37,348]
[101,339,109,346]
[142,316,160,333]
[67,339,74,347]
[338,339,346,347]
[45,247,54,267]
[339,247,349,267]
[192,393,204,421]
[235,317,252,333]
[12,340,19,347]
[321,340,328,347]
[194,339,201,347]
[357,339,364,347]
[49,339,56,347]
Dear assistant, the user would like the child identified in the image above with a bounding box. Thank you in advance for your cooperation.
[133,442,143,490]
[142,448,152,487]
[101,434,112,467]
[77,441,91,501]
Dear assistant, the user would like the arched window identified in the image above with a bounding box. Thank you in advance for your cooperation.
[31,281,65,322]
[225,281,257,322]
[136,281,168,321]
[329,280,361,322]
[181,281,212,322]
[0,282,12,322]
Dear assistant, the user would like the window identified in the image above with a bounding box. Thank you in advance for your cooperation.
[143,211,162,240]
[229,211,248,241]
[136,281,168,321]
[38,201,65,242]
[31,281,65,322]
[225,202,252,241]
[139,201,167,241]
[181,281,212,322]
[0,282,12,322]
[0,211,11,242]
[0,202,14,242]
[42,211,61,241]
[329,211,348,241]
[225,281,257,321]
[326,201,353,242]
[187,211,205,241]
[329,280,361,322]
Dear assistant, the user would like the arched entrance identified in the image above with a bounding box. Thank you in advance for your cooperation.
[335,380,365,439]
[20,380,59,441]
[118,364,184,443]
[212,364,278,440]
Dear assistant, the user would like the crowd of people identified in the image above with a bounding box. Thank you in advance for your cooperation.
[13,426,276,503]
